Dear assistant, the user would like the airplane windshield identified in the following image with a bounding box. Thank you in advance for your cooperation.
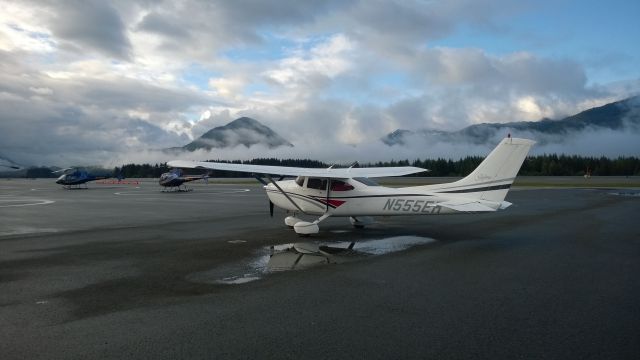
[353,177,380,186]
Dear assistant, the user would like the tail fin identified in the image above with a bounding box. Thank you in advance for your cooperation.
[422,137,535,203]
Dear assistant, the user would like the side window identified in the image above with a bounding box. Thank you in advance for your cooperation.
[295,176,305,187]
[307,178,327,190]
[330,180,354,191]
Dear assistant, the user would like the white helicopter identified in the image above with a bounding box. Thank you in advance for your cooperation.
[168,137,535,235]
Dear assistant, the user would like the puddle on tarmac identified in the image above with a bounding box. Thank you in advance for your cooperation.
[187,236,436,285]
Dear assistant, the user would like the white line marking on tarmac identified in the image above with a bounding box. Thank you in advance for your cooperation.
[0,227,59,236]
[0,199,55,208]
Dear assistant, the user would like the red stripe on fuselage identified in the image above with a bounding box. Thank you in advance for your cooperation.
[313,198,346,208]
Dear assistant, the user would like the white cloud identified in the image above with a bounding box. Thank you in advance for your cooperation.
[0,3,56,53]
[0,0,638,167]
[338,111,365,145]
[262,34,354,91]
[208,77,248,99]
[29,86,53,96]
[515,96,559,121]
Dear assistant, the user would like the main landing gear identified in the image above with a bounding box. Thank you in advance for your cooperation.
[284,213,331,236]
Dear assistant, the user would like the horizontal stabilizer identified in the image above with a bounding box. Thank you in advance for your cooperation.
[439,199,498,212]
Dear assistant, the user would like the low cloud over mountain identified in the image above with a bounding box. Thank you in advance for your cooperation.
[181,117,293,151]
[382,96,640,157]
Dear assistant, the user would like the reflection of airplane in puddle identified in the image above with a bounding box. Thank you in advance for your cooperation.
[269,236,435,271]
[54,168,122,189]
[267,242,357,271]
[159,168,209,192]
[169,137,534,235]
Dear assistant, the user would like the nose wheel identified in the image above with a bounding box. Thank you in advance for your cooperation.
[284,213,331,236]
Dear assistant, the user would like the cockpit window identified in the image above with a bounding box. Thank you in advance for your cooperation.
[330,180,354,191]
[353,177,380,186]
[295,176,305,187]
[306,178,327,190]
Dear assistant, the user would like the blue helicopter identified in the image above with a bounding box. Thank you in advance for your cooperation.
[159,168,209,192]
[54,168,123,189]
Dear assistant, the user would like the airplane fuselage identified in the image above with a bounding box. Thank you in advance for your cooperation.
[265,178,469,217]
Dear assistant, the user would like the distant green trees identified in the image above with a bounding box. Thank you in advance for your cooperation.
[13,155,639,179]
[523,155,640,176]
[115,163,169,178]
[113,155,640,178]
[383,155,640,177]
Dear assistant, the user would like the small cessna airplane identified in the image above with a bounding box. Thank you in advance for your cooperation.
[159,168,209,192]
[54,168,120,189]
[168,137,535,235]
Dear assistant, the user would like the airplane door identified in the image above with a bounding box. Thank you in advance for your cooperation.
[303,177,329,213]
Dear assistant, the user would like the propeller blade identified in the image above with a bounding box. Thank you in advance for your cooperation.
[269,201,274,217]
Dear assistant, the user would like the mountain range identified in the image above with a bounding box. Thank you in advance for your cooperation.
[182,117,293,151]
[382,96,640,146]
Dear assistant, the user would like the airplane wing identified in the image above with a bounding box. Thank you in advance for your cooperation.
[167,160,426,178]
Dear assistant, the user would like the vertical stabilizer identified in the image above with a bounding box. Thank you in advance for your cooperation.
[420,137,535,203]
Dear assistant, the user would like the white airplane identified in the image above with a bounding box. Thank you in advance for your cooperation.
[168,137,535,235]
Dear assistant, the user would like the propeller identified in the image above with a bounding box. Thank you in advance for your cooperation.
[269,201,274,217]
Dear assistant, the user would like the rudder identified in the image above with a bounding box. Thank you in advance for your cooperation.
[423,137,535,203]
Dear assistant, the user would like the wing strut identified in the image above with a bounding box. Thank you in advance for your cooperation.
[265,175,307,214]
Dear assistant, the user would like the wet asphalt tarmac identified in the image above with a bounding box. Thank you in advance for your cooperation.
[0,179,639,359]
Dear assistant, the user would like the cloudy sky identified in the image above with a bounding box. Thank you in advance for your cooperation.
[1,0,639,166]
